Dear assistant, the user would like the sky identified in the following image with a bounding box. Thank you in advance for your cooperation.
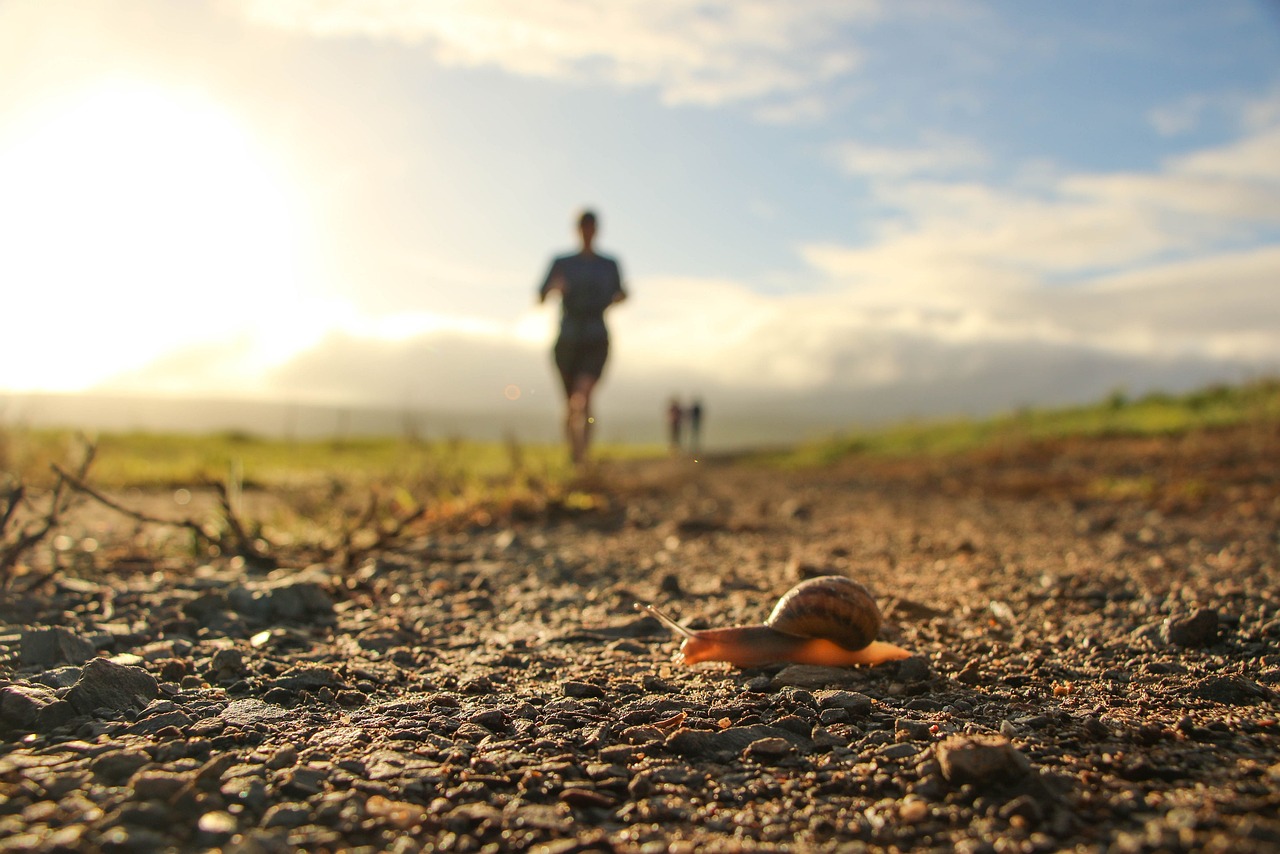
[1,1,1278,444]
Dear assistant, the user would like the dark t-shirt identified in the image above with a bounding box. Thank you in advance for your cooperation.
[540,252,624,343]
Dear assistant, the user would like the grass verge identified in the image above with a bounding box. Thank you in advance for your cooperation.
[757,378,1280,468]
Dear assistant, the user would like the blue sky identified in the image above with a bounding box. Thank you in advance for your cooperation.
[1,1,1278,443]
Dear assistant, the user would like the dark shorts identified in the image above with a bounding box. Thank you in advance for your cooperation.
[554,337,609,394]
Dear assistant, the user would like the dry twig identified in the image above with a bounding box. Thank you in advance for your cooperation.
[0,442,96,588]
[55,466,425,571]
[53,466,277,567]
[331,489,428,570]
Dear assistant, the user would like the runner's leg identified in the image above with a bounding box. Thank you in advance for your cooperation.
[568,373,597,464]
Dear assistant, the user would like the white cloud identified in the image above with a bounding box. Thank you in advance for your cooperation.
[1148,94,1211,137]
[1167,125,1280,183]
[103,113,1280,435]
[830,134,987,179]
[1242,85,1280,131]
[1149,83,1280,139]
[811,121,1280,289]
[225,0,880,108]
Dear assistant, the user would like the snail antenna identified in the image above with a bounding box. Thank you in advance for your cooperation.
[636,602,694,639]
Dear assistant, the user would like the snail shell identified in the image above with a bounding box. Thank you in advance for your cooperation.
[766,575,881,651]
[641,575,910,668]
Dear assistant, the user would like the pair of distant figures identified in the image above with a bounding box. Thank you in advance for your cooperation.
[667,398,704,454]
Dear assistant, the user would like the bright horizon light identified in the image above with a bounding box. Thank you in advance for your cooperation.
[0,78,317,391]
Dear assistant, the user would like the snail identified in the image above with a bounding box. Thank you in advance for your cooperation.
[639,575,910,668]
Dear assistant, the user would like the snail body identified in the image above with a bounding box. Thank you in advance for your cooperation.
[641,575,910,668]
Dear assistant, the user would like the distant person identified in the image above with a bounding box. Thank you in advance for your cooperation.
[688,398,703,453]
[538,209,627,465]
[667,397,684,453]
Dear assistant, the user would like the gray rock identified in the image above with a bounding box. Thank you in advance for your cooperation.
[815,689,874,714]
[0,682,79,732]
[896,655,932,682]
[20,628,97,668]
[227,578,335,623]
[220,777,269,813]
[264,578,335,620]
[507,803,570,833]
[879,742,923,761]
[65,659,159,715]
[281,765,328,797]
[266,663,347,692]
[210,648,247,676]
[91,750,152,783]
[263,803,312,828]
[1189,675,1274,705]
[266,745,299,770]
[818,708,850,725]
[1,683,60,728]
[220,698,290,727]
[32,665,85,689]
[38,699,78,731]
[126,709,195,735]
[745,736,794,760]
[895,718,933,742]
[562,680,606,699]
[811,725,849,749]
[226,587,274,622]
[468,709,507,732]
[771,665,866,690]
[194,754,239,791]
[936,734,1032,784]
[183,591,229,622]
[1162,609,1219,648]
[666,724,811,760]
[130,768,192,800]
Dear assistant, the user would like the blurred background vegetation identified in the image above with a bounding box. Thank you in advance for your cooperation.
[763,378,1280,468]
[1,378,1277,491]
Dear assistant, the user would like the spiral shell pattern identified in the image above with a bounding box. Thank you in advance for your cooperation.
[764,575,882,651]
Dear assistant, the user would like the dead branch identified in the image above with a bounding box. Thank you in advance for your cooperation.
[53,465,276,566]
[52,464,213,545]
[50,461,425,573]
[0,441,96,586]
[0,483,23,533]
[210,480,274,565]
[332,490,428,570]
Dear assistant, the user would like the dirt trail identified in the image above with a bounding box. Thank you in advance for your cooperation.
[2,424,1278,851]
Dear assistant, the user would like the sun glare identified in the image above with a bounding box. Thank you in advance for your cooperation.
[0,79,310,391]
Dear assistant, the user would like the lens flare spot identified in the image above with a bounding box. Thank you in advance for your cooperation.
[504,384,521,400]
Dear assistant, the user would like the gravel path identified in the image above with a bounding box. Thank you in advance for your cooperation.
[2,425,1278,852]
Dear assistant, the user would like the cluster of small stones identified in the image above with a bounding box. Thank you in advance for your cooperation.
[0,617,1077,853]
[2,434,1279,852]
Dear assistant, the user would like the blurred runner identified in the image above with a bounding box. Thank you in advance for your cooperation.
[538,209,627,465]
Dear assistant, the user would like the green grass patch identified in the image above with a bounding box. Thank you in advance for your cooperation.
[3,379,1277,488]
[761,378,1280,469]
[0,429,652,494]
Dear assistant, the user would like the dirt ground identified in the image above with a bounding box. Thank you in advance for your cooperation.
[2,423,1278,852]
